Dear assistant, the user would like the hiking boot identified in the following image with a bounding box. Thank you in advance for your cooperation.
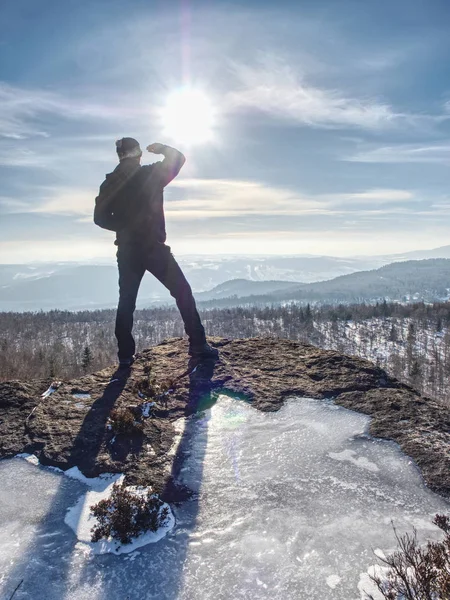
[188,342,219,360]
[118,356,135,369]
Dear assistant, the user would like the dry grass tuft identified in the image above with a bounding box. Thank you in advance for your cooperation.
[367,514,450,600]
[109,408,143,435]
[135,366,176,402]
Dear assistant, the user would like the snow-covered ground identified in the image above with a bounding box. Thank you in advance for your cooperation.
[0,395,448,600]
[314,317,450,402]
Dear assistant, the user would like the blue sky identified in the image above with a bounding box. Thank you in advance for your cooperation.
[1,0,450,262]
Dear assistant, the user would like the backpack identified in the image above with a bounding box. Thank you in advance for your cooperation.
[94,163,141,232]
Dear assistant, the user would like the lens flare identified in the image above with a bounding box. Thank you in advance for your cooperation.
[160,88,216,146]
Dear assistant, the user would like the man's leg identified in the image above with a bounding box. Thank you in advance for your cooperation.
[145,244,206,346]
[115,245,145,361]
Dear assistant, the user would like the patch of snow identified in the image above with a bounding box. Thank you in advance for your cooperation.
[63,467,122,492]
[403,515,442,531]
[65,481,174,555]
[327,475,359,491]
[326,574,341,589]
[146,444,156,456]
[15,453,39,466]
[358,565,389,600]
[328,449,380,473]
[72,393,91,400]
[15,453,62,473]
[373,548,386,561]
[41,382,62,398]
[13,456,174,556]
[167,417,187,457]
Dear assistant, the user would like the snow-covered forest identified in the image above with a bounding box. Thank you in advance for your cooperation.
[1,300,449,406]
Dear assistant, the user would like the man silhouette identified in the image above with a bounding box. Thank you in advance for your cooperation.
[94,137,218,367]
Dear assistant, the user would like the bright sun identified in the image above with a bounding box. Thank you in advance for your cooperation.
[160,88,216,146]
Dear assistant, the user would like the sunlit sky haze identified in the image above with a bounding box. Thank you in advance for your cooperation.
[1,0,450,262]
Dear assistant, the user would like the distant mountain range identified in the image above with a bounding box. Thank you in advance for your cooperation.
[1,245,450,311]
[197,259,450,307]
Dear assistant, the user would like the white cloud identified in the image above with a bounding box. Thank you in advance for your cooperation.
[226,60,400,130]
[0,146,54,168]
[167,178,332,218]
[328,189,414,204]
[28,179,416,222]
[31,187,95,216]
[9,177,418,226]
[346,143,450,164]
[0,141,112,169]
[0,82,146,139]
[225,57,450,132]
[0,239,112,263]
[169,180,416,218]
[0,196,31,213]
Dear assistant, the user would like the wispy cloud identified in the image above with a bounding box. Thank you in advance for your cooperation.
[0,140,112,169]
[227,60,399,130]
[0,196,31,214]
[226,58,449,131]
[168,179,416,218]
[30,187,95,216]
[0,147,50,168]
[0,82,147,139]
[168,178,331,218]
[328,189,414,204]
[346,143,450,164]
[6,175,419,227]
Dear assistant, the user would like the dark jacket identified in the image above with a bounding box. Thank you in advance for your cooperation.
[94,146,185,246]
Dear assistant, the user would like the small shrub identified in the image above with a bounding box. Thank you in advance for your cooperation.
[368,514,450,600]
[157,377,176,395]
[136,373,176,401]
[109,408,143,435]
[90,482,170,545]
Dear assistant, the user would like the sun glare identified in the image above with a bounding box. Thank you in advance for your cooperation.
[160,88,216,146]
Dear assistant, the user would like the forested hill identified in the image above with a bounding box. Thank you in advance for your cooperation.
[197,259,450,306]
[1,258,450,312]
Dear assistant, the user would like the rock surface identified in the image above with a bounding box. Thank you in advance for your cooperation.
[0,337,449,500]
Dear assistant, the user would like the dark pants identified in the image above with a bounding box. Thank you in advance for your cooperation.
[115,243,206,360]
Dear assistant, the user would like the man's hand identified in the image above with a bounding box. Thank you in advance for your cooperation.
[147,143,186,186]
[146,143,166,154]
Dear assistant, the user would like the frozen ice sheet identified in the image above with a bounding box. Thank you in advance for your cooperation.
[0,396,448,600]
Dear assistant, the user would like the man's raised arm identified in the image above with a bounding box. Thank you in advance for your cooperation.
[147,143,186,187]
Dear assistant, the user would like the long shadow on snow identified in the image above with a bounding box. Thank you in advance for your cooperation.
[1,369,131,600]
[67,357,218,600]
[2,358,218,600]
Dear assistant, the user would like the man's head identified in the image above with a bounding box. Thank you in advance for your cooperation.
[116,137,142,161]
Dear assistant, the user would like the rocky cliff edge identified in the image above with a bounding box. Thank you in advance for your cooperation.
[0,338,448,500]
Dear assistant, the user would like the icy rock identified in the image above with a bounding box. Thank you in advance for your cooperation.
[1,396,448,599]
[141,402,156,418]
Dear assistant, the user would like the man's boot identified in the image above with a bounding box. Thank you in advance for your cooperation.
[188,341,219,360]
